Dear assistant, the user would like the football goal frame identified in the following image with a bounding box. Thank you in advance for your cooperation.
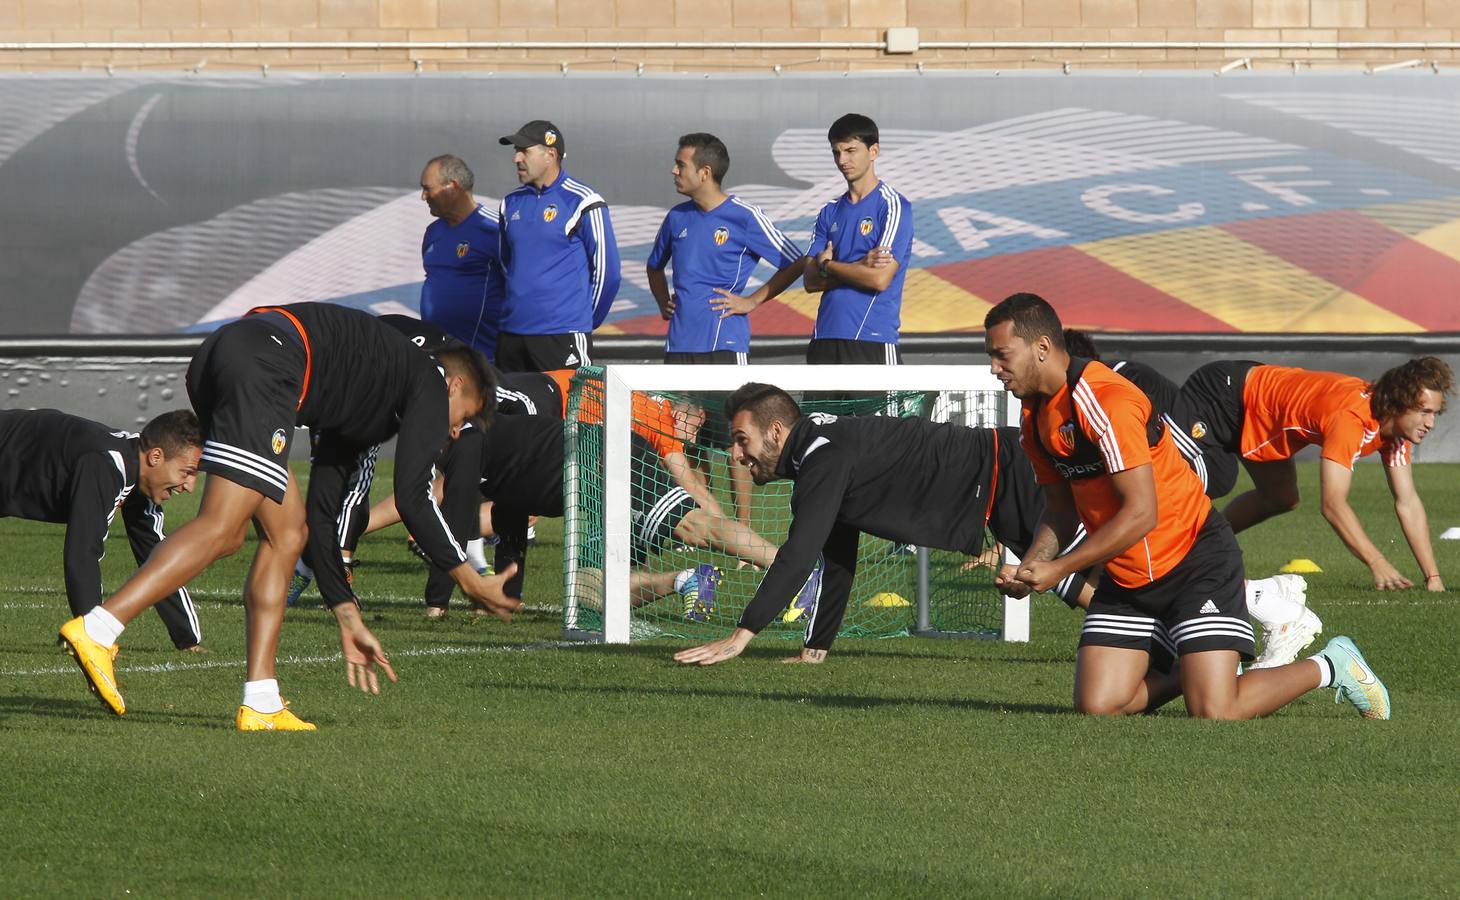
[564,363,1028,645]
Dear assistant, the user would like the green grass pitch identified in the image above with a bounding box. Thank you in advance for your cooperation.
[2,461,1457,896]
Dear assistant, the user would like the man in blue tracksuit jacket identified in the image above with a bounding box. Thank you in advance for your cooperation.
[496,120,621,372]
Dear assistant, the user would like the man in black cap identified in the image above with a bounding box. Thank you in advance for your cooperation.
[495,120,621,372]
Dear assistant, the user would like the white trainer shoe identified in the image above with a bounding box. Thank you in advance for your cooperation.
[1251,607,1323,669]
[1270,573,1309,609]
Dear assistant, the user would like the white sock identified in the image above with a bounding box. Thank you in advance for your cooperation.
[294,558,314,579]
[527,524,537,541]
[465,538,489,573]
[1245,577,1303,628]
[1309,654,1334,688]
[242,679,284,714]
[672,569,695,593]
[83,607,125,646]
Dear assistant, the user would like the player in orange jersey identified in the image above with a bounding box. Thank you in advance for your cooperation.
[983,293,1390,720]
[1182,357,1452,592]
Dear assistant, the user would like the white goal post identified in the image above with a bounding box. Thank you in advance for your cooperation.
[569,363,1028,644]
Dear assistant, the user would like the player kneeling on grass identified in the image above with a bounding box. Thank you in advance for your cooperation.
[675,382,1092,667]
[984,292,1389,719]
[58,303,521,731]
[1059,329,1322,670]
[1,408,206,652]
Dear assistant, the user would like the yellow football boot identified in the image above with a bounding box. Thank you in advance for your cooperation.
[58,617,125,716]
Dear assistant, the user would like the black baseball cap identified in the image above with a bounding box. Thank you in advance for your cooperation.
[499,120,565,155]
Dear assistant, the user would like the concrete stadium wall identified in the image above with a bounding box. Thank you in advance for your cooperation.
[2,1,1459,72]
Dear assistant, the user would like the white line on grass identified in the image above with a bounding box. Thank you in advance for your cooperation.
[0,640,582,678]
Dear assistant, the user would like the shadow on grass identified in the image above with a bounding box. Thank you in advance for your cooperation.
[564,641,1074,666]
[0,694,233,728]
[483,677,1071,716]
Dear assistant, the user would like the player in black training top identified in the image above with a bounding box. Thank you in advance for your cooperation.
[675,382,1087,666]
[1,409,204,650]
[57,302,521,730]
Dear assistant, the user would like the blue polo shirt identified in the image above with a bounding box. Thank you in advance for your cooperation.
[647,196,803,354]
[807,181,914,345]
[498,169,621,335]
[420,204,505,358]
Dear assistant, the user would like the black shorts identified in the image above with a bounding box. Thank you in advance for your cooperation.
[496,331,591,373]
[186,315,305,503]
[665,350,746,365]
[1180,360,1260,453]
[1162,412,1241,500]
[1080,511,1255,666]
[630,432,697,566]
[496,370,566,418]
[806,338,901,365]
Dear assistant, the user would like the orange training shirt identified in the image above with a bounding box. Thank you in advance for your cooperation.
[544,369,686,459]
[1021,360,1211,587]
[1240,365,1409,469]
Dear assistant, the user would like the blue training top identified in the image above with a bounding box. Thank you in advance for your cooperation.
[497,169,621,335]
[647,196,803,354]
[420,204,506,358]
[807,180,914,345]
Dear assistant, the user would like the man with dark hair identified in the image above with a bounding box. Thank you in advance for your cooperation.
[57,302,522,730]
[1181,355,1452,592]
[673,381,1088,666]
[496,120,620,372]
[801,113,914,365]
[646,131,806,522]
[418,154,505,359]
[1060,329,1320,669]
[983,291,1390,720]
[1,408,204,651]
[647,132,805,365]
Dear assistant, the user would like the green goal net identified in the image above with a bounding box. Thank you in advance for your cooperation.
[561,364,1021,644]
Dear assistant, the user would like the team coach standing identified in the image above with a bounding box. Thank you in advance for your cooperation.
[496,120,621,372]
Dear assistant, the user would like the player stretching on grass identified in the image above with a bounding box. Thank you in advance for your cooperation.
[1181,356,1452,592]
[58,303,521,730]
[985,292,1389,719]
[674,385,1090,666]
[1,409,206,652]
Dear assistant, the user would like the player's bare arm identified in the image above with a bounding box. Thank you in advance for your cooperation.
[453,561,522,620]
[1384,462,1444,591]
[1017,464,1158,593]
[1317,459,1413,591]
[710,256,807,318]
[822,250,898,293]
[674,627,755,666]
[803,247,834,293]
[663,450,726,518]
[331,603,398,694]
[646,266,676,320]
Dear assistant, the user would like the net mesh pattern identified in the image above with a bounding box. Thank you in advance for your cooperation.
[562,368,1011,641]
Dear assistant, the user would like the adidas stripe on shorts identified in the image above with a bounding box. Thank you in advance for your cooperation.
[1080,510,1255,667]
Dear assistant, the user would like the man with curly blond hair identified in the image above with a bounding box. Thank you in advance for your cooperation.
[1181,356,1453,592]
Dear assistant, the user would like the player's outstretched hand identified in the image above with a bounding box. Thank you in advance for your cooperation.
[1014,559,1063,594]
[1424,574,1445,592]
[710,287,761,318]
[1370,558,1414,591]
[461,562,523,622]
[994,564,1033,599]
[780,648,827,664]
[674,628,754,666]
[334,605,399,695]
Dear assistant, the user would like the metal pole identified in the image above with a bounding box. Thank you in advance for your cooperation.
[916,546,932,633]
